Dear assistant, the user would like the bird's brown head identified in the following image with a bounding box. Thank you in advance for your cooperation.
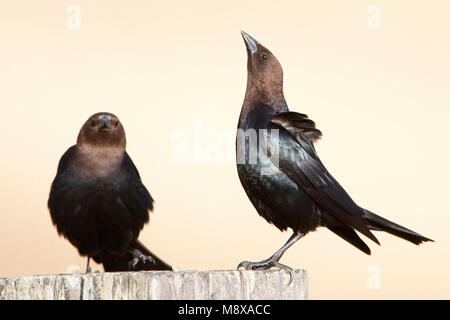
[241,31,285,107]
[77,112,126,149]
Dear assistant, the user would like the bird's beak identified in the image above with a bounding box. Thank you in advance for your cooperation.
[98,116,113,131]
[241,30,258,55]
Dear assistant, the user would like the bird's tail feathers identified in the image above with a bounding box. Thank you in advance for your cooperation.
[328,225,372,255]
[93,240,173,272]
[362,209,433,245]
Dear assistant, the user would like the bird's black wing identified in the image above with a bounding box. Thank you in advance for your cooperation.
[102,151,154,238]
[271,111,322,144]
[122,151,154,210]
[48,145,82,237]
[267,112,379,244]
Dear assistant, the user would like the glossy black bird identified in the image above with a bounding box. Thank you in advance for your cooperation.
[48,112,172,272]
[236,31,432,280]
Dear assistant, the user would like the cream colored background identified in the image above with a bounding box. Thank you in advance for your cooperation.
[0,0,448,299]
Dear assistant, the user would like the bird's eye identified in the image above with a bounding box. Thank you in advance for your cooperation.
[91,119,96,127]
[114,120,119,127]
[261,53,268,60]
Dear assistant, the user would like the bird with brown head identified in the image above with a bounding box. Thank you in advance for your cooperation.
[48,112,172,272]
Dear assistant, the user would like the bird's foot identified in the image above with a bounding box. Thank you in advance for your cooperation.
[237,258,295,285]
[128,249,156,270]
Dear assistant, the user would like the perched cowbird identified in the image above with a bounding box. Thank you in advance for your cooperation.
[48,112,172,272]
[236,31,432,281]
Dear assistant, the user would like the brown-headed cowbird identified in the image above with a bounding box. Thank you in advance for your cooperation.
[48,112,172,272]
[236,31,432,281]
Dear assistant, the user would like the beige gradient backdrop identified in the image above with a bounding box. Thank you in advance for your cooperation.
[0,0,448,299]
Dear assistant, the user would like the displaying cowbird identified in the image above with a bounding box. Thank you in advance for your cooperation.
[236,31,432,281]
[48,112,172,272]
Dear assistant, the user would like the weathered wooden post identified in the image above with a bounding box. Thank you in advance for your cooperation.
[0,269,308,300]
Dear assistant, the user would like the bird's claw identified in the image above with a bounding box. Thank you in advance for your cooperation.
[237,259,294,286]
[237,260,273,270]
[237,261,249,270]
[128,249,156,270]
[272,261,294,286]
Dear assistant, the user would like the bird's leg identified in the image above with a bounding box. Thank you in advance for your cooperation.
[128,249,156,270]
[85,256,92,273]
[237,232,304,284]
